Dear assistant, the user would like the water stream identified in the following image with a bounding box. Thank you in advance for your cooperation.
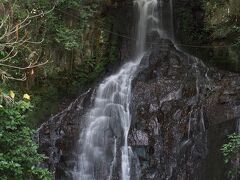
[74,0,161,179]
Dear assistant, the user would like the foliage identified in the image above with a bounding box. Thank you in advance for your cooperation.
[55,26,80,51]
[0,1,50,81]
[176,0,240,71]
[0,0,120,84]
[204,0,240,42]
[0,90,51,179]
[221,133,240,178]
[204,0,240,69]
[0,0,122,128]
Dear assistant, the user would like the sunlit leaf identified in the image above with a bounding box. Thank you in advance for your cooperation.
[9,90,15,99]
[23,94,31,100]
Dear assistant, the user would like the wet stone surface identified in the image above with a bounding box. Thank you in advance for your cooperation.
[36,89,94,179]
[129,40,240,180]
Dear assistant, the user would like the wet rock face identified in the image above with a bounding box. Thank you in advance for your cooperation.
[36,90,94,179]
[129,41,240,179]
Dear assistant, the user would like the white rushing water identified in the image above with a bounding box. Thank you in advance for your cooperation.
[74,0,161,180]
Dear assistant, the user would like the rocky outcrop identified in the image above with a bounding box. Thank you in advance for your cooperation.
[36,89,94,179]
[129,40,240,180]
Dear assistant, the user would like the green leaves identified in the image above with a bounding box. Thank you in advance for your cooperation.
[202,0,240,71]
[55,26,80,51]
[0,92,51,179]
[52,0,100,52]
[0,51,6,58]
[221,133,240,177]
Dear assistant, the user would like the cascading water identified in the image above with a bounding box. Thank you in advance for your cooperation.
[169,0,174,41]
[74,0,160,179]
[158,0,175,39]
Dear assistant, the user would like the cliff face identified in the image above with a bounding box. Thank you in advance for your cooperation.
[129,39,240,179]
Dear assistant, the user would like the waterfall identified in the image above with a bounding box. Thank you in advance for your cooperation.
[158,0,174,40]
[74,0,160,179]
[135,0,160,53]
[169,0,174,41]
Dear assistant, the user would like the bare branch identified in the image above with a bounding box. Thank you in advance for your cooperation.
[25,38,45,44]
[6,20,31,39]
[6,73,27,81]
[0,16,10,40]
[28,5,56,19]
[0,60,49,70]
[0,3,55,81]
[0,15,8,29]
[0,47,18,62]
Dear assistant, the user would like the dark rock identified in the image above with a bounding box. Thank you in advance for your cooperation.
[36,89,94,179]
[129,40,240,180]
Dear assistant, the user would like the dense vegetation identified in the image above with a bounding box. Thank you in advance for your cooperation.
[221,133,240,179]
[0,90,51,179]
[204,0,240,70]
[0,0,123,126]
